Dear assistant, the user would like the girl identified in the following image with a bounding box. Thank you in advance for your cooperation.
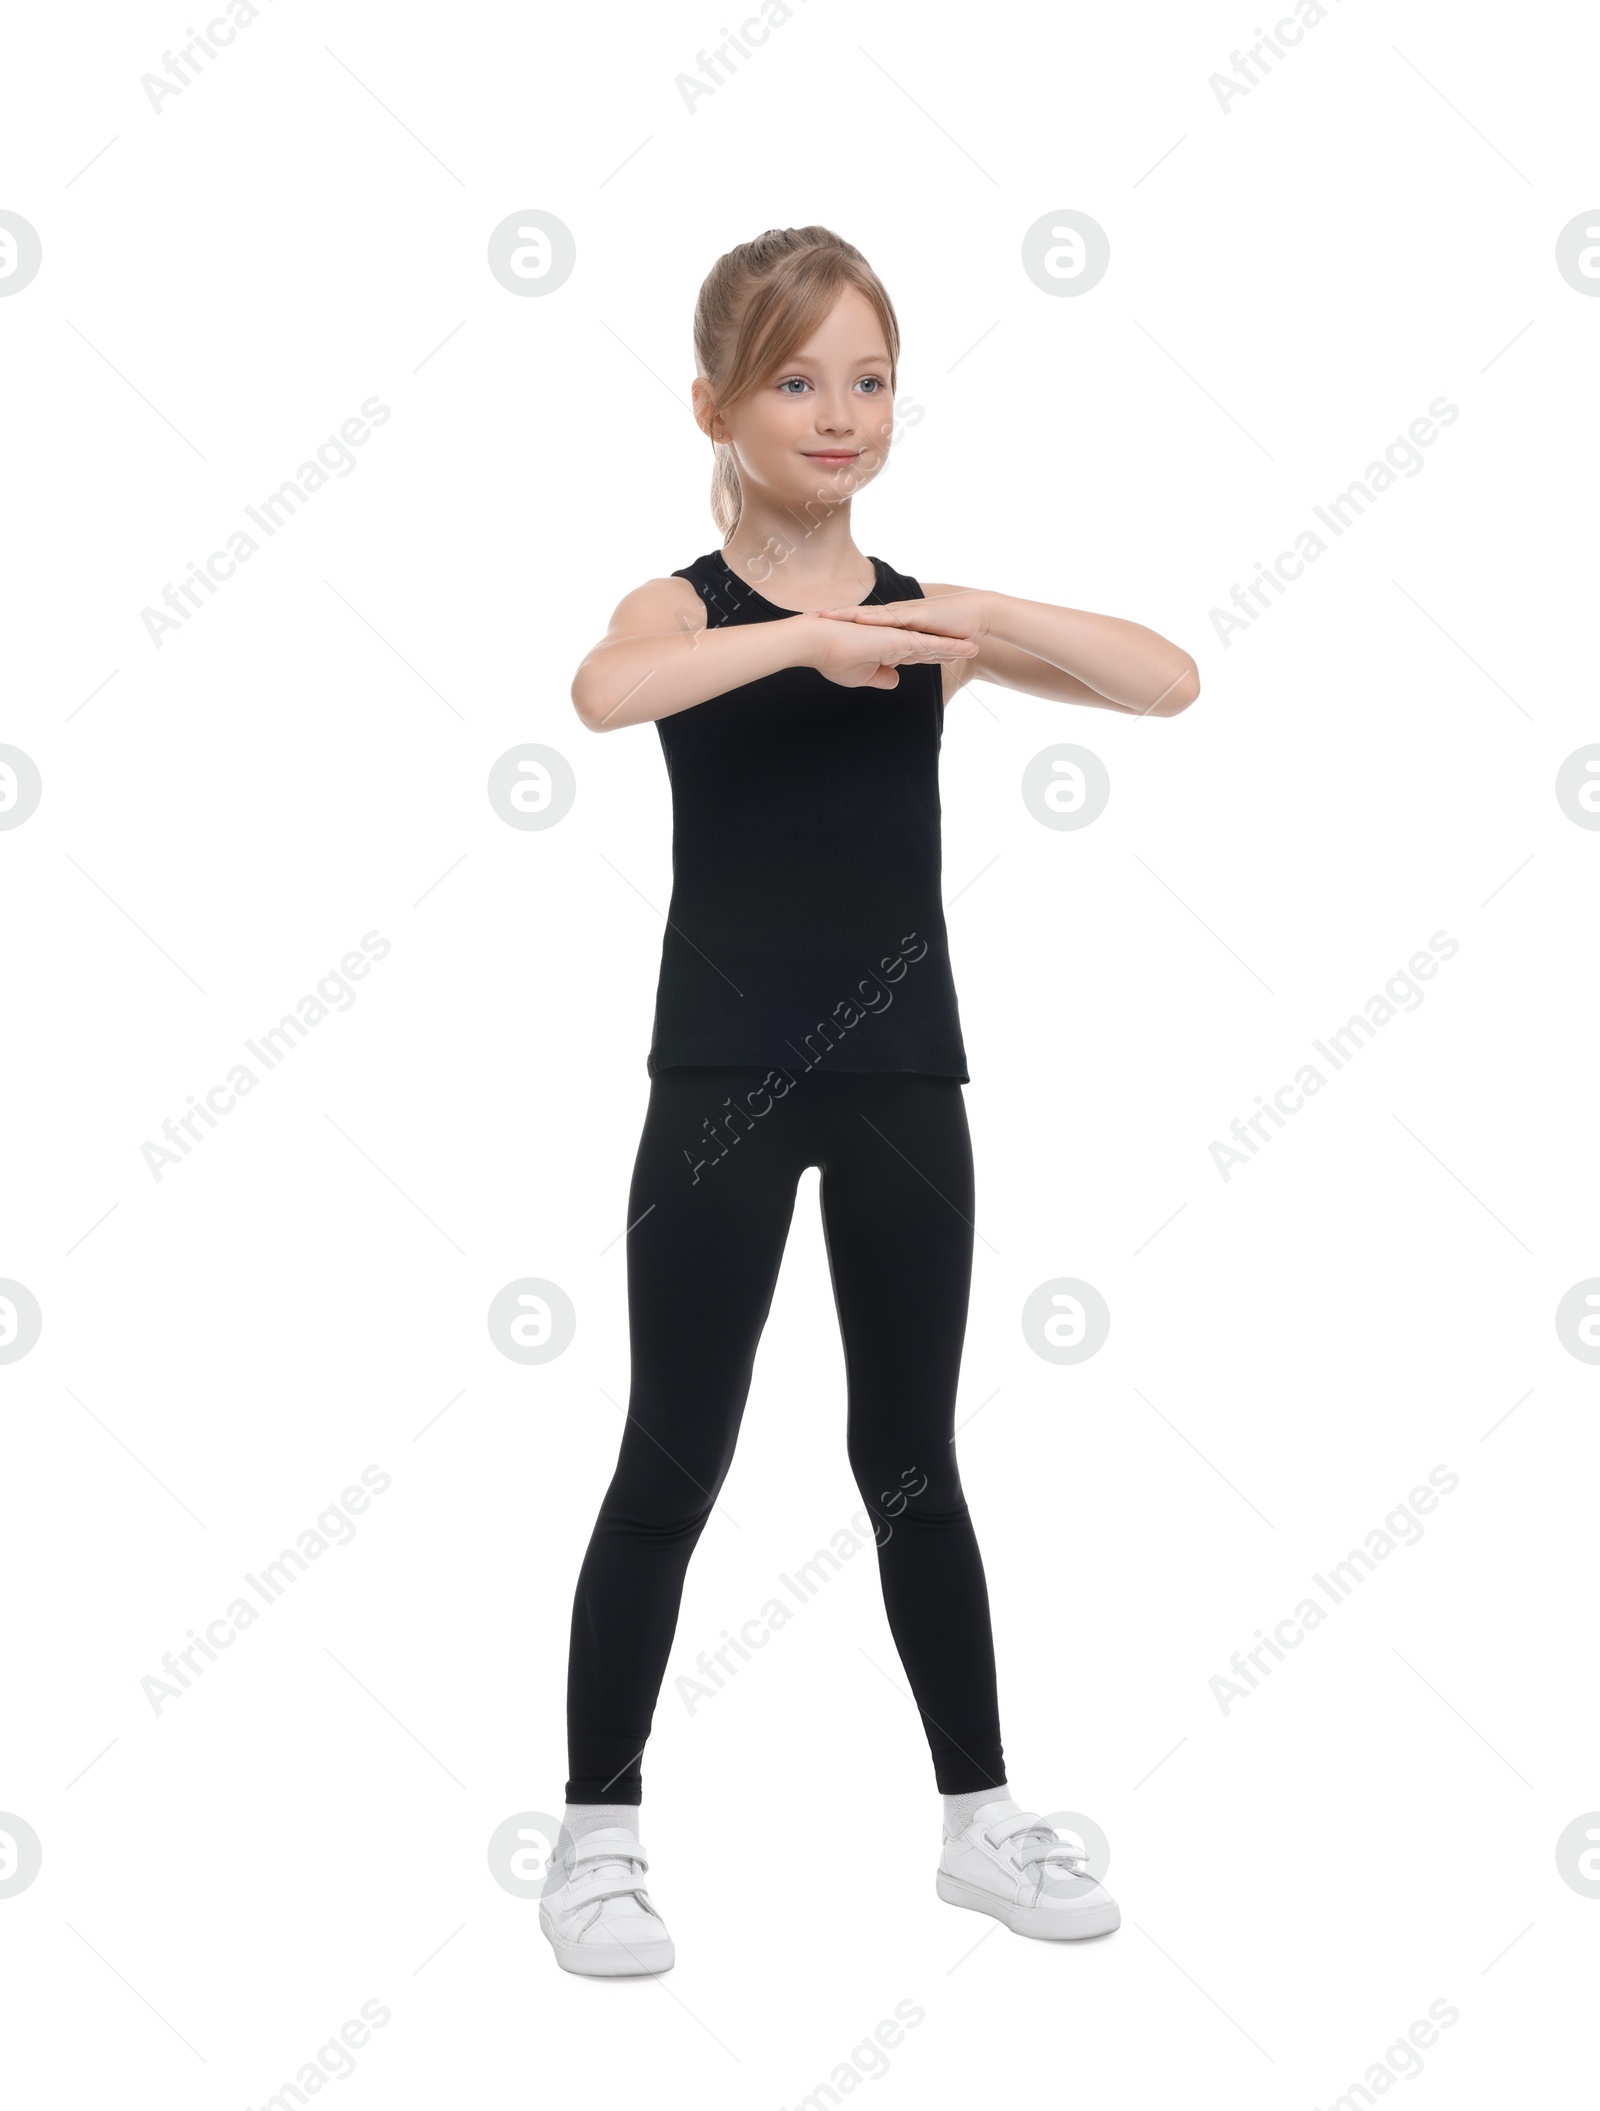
[543,225,1199,1976]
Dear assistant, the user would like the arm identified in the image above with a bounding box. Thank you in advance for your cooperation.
[571,577,801,732]
[822,583,1201,718]
[571,577,979,732]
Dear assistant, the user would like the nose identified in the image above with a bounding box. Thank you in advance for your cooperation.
[814,389,858,434]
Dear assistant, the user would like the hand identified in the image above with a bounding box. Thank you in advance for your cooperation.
[803,612,979,692]
[814,589,993,643]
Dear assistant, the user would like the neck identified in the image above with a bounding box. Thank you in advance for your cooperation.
[720,495,866,593]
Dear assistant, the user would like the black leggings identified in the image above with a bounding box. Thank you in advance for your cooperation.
[564,1064,1006,1804]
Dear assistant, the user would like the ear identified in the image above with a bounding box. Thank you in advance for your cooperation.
[690,376,724,444]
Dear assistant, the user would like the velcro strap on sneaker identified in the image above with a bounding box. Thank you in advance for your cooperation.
[982,1809,1050,1847]
[564,1867,651,1907]
[568,1828,648,1870]
[1020,1839,1089,1873]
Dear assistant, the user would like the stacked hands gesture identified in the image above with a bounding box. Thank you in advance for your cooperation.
[571,573,1200,727]
[805,591,988,691]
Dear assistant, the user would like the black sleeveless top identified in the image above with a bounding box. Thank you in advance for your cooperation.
[646,549,969,1081]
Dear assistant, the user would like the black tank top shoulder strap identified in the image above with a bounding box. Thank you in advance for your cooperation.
[669,551,749,627]
[868,555,924,604]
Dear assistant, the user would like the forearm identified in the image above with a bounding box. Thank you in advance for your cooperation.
[983,592,1199,715]
[572,619,819,731]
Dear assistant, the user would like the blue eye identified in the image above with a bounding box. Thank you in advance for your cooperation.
[776,375,889,394]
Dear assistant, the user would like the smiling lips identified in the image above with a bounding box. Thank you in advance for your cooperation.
[804,450,859,464]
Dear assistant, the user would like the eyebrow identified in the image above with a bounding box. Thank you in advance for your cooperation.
[786,351,891,366]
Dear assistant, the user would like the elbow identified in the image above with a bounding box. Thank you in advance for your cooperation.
[1156,656,1200,716]
[569,669,610,733]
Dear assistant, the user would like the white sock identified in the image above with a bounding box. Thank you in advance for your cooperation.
[943,1785,1016,1835]
[559,1801,640,1866]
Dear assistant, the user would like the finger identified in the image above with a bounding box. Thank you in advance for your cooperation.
[881,627,978,656]
[836,605,973,643]
[907,637,979,661]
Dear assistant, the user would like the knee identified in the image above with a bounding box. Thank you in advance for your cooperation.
[598,1447,724,1546]
[847,1453,966,1529]
[598,1481,715,1546]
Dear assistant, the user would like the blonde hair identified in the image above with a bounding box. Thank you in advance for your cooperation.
[691,226,900,540]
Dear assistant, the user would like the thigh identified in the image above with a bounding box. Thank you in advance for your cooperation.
[614,1067,811,1505]
[816,1075,976,1480]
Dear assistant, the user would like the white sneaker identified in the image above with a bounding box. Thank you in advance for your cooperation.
[937,1800,1120,1940]
[539,1826,675,1976]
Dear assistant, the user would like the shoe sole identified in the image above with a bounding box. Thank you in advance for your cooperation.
[539,1905,675,1976]
[936,1870,1120,1940]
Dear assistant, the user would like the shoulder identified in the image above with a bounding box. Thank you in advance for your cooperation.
[597,569,709,640]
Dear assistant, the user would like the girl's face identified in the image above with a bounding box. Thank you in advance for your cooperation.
[705,286,895,508]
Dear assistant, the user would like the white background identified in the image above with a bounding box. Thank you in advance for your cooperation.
[3,0,1597,2103]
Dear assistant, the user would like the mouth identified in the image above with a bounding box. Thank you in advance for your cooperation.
[802,450,861,466]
